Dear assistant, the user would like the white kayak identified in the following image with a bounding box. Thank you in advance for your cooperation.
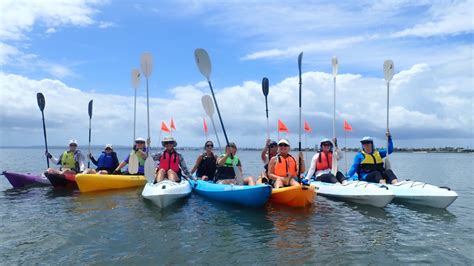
[141,179,192,208]
[385,180,458,208]
[310,180,395,208]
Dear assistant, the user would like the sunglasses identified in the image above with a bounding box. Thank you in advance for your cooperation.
[164,141,174,145]
[105,148,112,151]
[322,143,331,146]
[206,144,213,148]
[135,141,145,144]
[278,144,289,147]
[69,144,77,147]
[269,145,277,148]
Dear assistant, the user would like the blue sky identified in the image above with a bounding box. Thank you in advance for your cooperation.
[1,0,473,148]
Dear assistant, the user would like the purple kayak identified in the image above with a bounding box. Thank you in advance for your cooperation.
[2,171,51,188]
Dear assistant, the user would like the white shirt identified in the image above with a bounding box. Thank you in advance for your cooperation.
[304,149,342,180]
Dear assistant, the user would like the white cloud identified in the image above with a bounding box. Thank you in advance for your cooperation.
[45,27,56,34]
[98,21,116,29]
[0,42,21,65]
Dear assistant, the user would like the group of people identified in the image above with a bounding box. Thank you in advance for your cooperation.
[44,132,398,186]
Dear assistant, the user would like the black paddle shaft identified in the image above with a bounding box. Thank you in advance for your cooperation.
[41,111,49,168]
[208,81,230,146]
[297,52,303,182]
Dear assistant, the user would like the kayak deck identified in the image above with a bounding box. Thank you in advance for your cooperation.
[3,171,50,188]
[270,185,315,207]
[386,180,458,208]
[76,174,147,192]
[142,180,192,208]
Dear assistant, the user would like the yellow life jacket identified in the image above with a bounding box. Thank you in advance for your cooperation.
[61,151,77,170]
[360,150,384,173]
[130,150,146,166]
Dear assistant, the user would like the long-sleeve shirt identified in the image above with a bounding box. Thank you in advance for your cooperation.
[347,137,393,180]
[304,148,342,180]
[50,150,85,172]
[152,150,191,177]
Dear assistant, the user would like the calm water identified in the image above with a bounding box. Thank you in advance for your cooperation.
[1,148,473,264]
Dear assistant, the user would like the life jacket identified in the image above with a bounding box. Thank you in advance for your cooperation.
[215,154,239,180]
[316,151,332,171]
[359,150,385,174]
[97,152,114,170]
[61,151,77,171]
[159,150,180,173]
[130,150,145,166]
[197,152,216,179]
[274,154,297,177]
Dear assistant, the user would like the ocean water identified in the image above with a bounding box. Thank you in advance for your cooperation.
[0,148,473,264]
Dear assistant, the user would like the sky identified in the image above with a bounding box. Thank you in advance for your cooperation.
[0,0,473,149]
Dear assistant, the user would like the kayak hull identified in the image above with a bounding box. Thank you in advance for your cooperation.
[142,180,192,208]
[270,185,315,207]
[75,174,147,192]
[45,173,77,189]
[190,180,272,208]
[386,180,458,208]
[311,180,394,208]
[3,171,50,188]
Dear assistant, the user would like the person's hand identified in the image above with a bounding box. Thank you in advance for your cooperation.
[333,137,338,147]
[301,179,310,186]
[147,137,151,146]
[386,130,391,138]
[87,153,93,159]
[265,139,271,146]
[113,169,121,175]
[45,152,52,159]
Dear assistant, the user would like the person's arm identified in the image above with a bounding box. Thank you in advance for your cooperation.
[268,157,281,181]
[190,154,203,174]
[137,148,147,159]
[304,153,318,180]
[77,152,86,172]
[90,154,99,166]
[179,154,191,177]
[217,154,229,166]
[347,153,363,179]
[335,147,343,160]
[152,151,162,161]
[46,152,60,164]
[297,152,305,174]
[261,139,270,163]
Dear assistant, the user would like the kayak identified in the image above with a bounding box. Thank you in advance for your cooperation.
[270,185,315,207]
[142,180,192,208]
[386,180,458,208]
[2,171,51,188]
[45,172,78,189]
[75,174,147,192]
[190,180,272,208]
[310,180,395,208]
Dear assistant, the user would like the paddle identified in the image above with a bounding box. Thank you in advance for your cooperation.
[195,48,242,182]
[140,52,156,182]
[128,69,141,174]
[37,92,49,168]
[262,77,270,177]
[201,95,222,153]
[86,100,93,168]
[297,52,303,183]
[383,60,394,170]
[331,57,338,176]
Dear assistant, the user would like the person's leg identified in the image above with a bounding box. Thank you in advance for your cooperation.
[244,176,255,186]
[365,172,382,183]
[201,175,209,181]
[155,169,166,183]
[316,173,338,183]
[46,168,61,175]
[336,171,347,184]
[274,177,284,189]
[383,169,398,184]
[167,169,180,182]
[289,178,300,186]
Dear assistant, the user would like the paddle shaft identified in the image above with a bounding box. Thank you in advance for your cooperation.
[297,53,303,181]
[207,80,229,146]
[265,96,270,176]
[146,77,150,155]
[41,111,49,168]
[209,116,222,154]
[133,88,137,142]
[386,82,390,160]
[88,117,91,168]
[333,76,336,140]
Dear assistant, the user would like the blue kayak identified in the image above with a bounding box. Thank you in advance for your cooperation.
[190,180,272,208]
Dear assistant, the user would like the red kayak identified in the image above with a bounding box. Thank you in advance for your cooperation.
[44,172,78,189]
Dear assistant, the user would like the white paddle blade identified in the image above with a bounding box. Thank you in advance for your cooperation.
[141,52,153,78]
[383,60,394,82]
[128,153,139,174]
[384,157,391,170]
[131,69,140,89]
[331,151,338,176]
[201,95,215,117]
[332,57,338,77]
[144,157,156,182]
[195,48,212,80]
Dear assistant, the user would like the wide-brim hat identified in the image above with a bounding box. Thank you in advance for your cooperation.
[161,136,177,147]
[278,138,290,146]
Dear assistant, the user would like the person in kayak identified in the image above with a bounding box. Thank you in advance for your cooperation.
[347,133,398,184]
[113,137,148,175]
[152,136,191,183]
[268,138,305,189]
[256,139,278,184]
[190,140,217,181]
[45,139,85,175]
[215,142,255,185]
[303,138,346,184]
[86,144,119,174]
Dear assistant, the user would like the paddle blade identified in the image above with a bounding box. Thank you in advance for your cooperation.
[128,153,139,174]
[194,48,212,80]
[298,52,303,74]
[144,157,156,182]
[140,52,153,78]
[332,57,338,77]
[383,60,394,82]
[331,151,338,176]
[36,92,45,112]
[201,95,215,117]
[262,77,269,97]
[131,68,140,89]
[88,100,93,119]
[384,157,392,170]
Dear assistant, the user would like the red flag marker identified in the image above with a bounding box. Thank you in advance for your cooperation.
[278,119,289,133]
[343,120,353,132]
[161,121,171,133]
[304,120,312,133]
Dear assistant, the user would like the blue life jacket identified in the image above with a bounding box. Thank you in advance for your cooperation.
[97,152,114,170]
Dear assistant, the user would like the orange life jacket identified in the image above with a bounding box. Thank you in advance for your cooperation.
[316,151,332,171]
[274,154,297,177]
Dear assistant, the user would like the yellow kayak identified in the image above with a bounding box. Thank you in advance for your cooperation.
[270,185,316,207]
[75,174,147,192]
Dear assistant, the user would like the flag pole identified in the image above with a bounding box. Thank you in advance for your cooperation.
[344,129,348,174]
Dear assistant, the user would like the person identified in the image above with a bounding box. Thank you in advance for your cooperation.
[268,139,305,189]
[256,139,278,184]
[303,138,346,184]
[152,136,190,183]
[347,132,398,184]
[214,142,255,185]
[113,137,148,175]
[190,140,217,181]
[86,144,119,174]
[45,139,85,175]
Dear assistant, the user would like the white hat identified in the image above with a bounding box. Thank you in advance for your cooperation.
[69,139,78,145]
[135,137,146,142]
[161,136,177,147]
[360,136,374,143]
[104,144,113,149]
[278,138,290,146]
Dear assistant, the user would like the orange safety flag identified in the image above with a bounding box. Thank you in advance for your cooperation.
[203,117,208,134]
[343,120,353,132]
[304,120,312,133]
[161,121,171,133]
[278,119,289,133]
[170,118,176,130]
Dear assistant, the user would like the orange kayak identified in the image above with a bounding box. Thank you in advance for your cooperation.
[270,185,316,207]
